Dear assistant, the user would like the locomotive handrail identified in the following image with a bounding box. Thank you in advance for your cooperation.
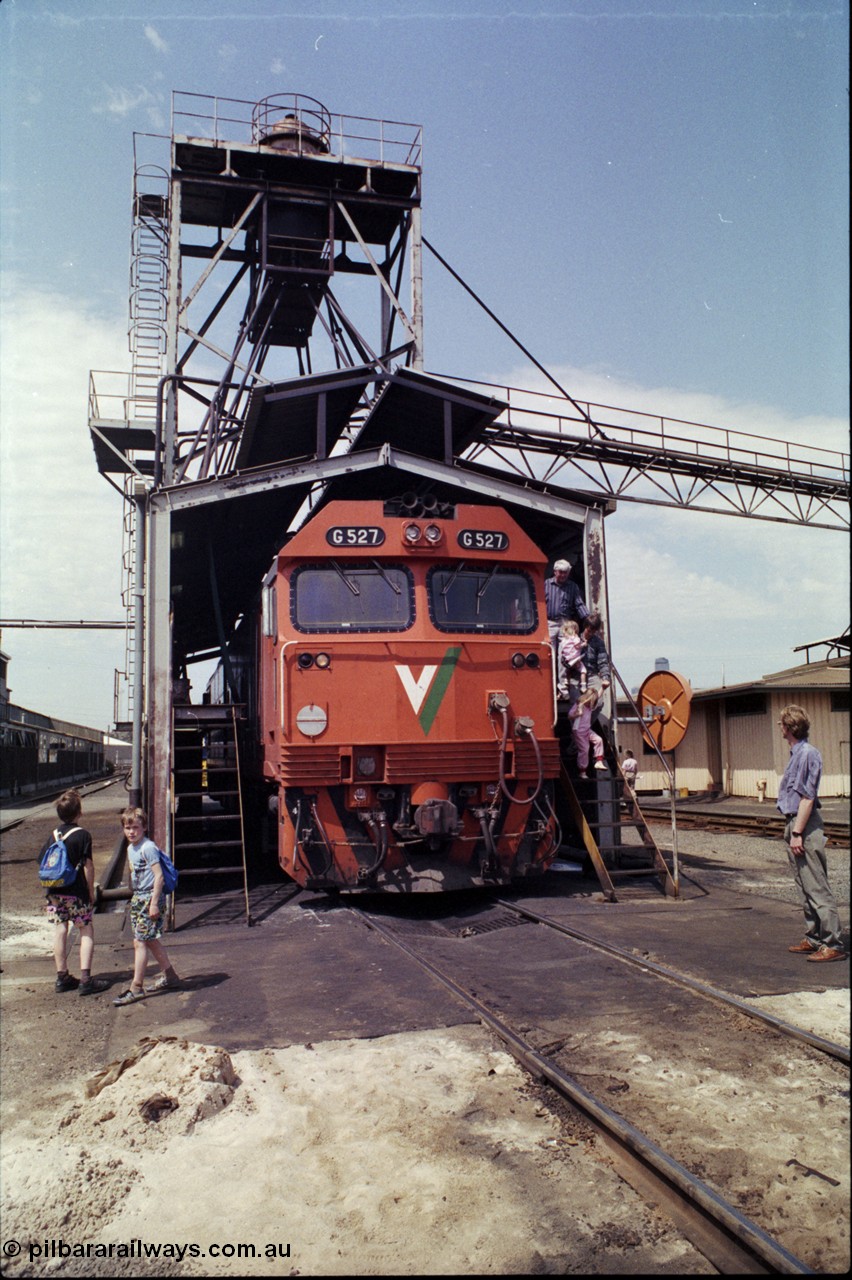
[609,660,679,895]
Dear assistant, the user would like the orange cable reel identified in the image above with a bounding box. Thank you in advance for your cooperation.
[637,670,692,752]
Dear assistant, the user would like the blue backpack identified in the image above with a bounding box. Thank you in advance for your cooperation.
[38,827,82,889]
[156,848,179,895]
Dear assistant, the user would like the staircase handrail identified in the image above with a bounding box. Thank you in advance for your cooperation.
[609,660,679,895]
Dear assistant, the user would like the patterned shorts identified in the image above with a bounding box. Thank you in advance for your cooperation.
[46,895,93,928]
[130,893,164,942]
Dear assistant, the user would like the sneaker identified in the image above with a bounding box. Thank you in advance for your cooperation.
[55,973,79,993]
[112,987,147,1005]
[151,973,182,992]
[594,760,607,771]
[788,938,819,954]
[806,946,847,963]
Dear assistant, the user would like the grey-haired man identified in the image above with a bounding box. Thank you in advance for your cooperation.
[544,558,589,672]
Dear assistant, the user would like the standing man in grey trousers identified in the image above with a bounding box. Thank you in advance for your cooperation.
[777,704,846,963]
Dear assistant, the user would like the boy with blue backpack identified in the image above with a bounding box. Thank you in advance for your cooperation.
[113,806,181,1005]
[39,789,101,996]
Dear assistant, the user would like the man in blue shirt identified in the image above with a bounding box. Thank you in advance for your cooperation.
[777,704,845,962]
[544,560,588,677]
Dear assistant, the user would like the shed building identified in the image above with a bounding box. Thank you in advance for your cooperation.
[617,655,850,800]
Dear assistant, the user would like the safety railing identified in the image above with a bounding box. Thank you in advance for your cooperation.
[609,659,679,895]
[170,90,423,168]
[438,372,850,488]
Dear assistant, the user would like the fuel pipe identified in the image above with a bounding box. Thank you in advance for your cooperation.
[490,695,544,806]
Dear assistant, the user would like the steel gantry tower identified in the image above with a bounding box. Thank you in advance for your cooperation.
[88,91,850,845]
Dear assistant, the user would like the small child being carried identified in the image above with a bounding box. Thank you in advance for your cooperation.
[557,619,587,699]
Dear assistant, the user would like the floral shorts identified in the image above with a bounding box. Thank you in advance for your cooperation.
[130,893,164,942]
[46,895,93,928]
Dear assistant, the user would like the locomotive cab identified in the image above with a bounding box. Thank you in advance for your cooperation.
[259,498,562,891]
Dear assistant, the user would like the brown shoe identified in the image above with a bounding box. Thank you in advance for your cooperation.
[788,939,818,954]
[806,946,847,963]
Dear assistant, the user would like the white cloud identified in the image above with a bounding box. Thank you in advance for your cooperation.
[144,25,170,54]
[0,282,130,726]
[93,85,158,118]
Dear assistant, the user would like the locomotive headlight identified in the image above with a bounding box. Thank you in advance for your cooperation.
[525,652,541,669]
[356,753,377,777]
[403,522,422,544]
[315,652,331,669]
[424,523,442,544]
[511,652,526,669]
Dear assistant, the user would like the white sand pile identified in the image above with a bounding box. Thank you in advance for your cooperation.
[0,1026,703,1277]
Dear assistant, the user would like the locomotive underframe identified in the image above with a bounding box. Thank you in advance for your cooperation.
[280,777,558,892]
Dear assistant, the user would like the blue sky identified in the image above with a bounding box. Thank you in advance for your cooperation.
[0,0,848,730]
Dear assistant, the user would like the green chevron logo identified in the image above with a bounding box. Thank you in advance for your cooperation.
[395,646,462,735]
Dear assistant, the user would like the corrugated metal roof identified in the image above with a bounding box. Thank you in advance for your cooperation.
[689,657,849,701]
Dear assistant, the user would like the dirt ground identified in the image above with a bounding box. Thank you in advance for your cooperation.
[1,786,848,1276]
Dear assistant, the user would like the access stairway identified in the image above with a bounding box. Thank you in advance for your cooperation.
[556,726,676,901]
[171,704,251,920]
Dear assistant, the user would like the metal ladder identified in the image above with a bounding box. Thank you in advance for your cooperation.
[169,704,251,924]
[558,753,677,901]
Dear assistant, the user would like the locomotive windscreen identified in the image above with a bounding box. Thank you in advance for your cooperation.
[427,567,537,633]
[291,564,414,631]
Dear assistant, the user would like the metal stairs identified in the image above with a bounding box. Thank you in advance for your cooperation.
[557,739,676,901]
[170,704,251,921]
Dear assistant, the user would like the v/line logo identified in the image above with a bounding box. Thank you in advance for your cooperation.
[394,646,462,734]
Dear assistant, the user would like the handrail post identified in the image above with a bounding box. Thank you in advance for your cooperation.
[609,659,679,896]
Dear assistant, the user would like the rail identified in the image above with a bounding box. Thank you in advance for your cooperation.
[353,904,816,1273]
[496,898,849,1065]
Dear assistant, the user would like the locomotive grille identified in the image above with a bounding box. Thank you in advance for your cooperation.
[387,739,561,779]
[280,739,561,784]
[280,745,340,784]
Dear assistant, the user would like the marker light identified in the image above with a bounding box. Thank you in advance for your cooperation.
[525,652,541,668]
[315,652,331,669]
[297,652,314,669]
[511,652,526,669]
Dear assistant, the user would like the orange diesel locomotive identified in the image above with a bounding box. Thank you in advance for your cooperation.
[256,497,562,891]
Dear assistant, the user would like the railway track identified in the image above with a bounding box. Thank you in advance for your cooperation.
[495,897,849,1064]
[641,807,849,847]
[351,898,847,1274]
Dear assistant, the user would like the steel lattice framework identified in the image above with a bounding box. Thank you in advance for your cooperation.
[85,90,849,834]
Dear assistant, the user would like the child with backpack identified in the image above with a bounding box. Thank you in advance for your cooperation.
[40,789,100,996]
[113,806,181,1005]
